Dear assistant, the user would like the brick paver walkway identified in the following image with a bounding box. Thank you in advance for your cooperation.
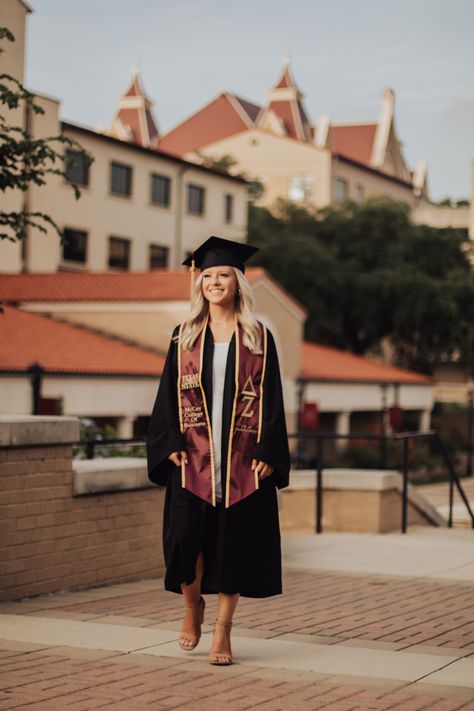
[16,569,474,651]
[1,566,474,710]
[1,645,472,711]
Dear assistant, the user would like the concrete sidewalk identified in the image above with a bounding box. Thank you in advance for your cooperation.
[418,477,474,528]
[1,526,474,710]
[283,526,474,580]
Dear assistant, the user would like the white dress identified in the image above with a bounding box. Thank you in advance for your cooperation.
[211,341,230,503]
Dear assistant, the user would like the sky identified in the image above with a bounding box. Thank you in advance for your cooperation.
[23,0,474,201]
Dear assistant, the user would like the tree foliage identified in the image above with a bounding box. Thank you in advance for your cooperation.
[0,27,93,242]
[196,152,238,171]
[248,197,474,375]
[196,151,265,201]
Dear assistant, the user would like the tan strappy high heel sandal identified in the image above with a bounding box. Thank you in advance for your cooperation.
[208,619,233,665]
[178,596,205,651]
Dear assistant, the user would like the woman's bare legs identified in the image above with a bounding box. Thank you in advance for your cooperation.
[209,592,239,662]
[179,552,204,649]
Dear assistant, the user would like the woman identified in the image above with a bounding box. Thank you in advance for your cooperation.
[146,236,290,665]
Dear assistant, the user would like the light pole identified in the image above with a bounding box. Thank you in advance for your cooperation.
[27,362,44,415]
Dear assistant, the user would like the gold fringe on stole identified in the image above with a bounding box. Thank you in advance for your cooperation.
[198,313,216,506]
[225,313,240,508]
[257,324,267,443]
[255,323,268,489]
[177,323,186,488]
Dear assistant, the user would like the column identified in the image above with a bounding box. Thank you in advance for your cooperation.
[335,410,351,450]
[418,408,431,433]
[117,415,135,439]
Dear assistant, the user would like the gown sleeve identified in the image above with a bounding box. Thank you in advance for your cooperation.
[146,325,186,486]
[253,327,291,489]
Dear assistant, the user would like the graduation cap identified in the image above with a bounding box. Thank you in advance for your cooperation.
[182,236,259,294]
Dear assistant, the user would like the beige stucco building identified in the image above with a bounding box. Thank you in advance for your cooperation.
[158,65,471,235]
[0,0,248,274]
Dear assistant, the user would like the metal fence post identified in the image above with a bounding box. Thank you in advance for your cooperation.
[86,441,95,459]
[467,390,473,478]
[448,465,454,528]
[402,436,409,533]
[316,436,323,534]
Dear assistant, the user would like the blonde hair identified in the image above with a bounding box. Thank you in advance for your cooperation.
[177,267,262,354]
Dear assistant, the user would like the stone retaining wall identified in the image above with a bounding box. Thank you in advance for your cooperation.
[0,416,164,602]
[0,416,448,602]
[279,470,447,534]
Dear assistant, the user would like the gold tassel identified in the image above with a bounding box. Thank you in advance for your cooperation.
[189,255,196,298]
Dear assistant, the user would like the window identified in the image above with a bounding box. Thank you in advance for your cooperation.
[355,184,365,202]
[108,236,130,270]
[149,244,169,269]
[64,149,89,186]
[151,173,171,206]
[288,174,315,203]
[335,177,348,202]
[187,184,205,215]
[110,162,132,196]
[62,228,87,263]
[224,194,233,223]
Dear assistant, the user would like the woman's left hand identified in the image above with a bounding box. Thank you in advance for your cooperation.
[251,459,274,479]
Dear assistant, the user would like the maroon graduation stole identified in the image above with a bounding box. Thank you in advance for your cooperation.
[177,314,267,507]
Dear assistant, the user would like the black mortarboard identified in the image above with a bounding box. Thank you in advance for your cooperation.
[182,236,259,274]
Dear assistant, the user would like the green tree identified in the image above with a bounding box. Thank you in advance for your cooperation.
[0,27,93,242]
[246,177,265,201]
[195,152,238,172]
[248,197,474,375]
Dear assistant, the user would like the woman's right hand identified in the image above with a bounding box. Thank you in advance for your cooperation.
[168,450,188,467]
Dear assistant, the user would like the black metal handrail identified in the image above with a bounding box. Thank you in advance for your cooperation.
[287,430,474,534]
[68,430,474,534]
[72,437,145,460]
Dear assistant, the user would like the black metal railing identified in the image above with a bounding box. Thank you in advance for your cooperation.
[73,437,146,460]
[288,430,474,534]
[71,430,474,535]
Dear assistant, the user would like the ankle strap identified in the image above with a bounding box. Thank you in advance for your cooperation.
[215,619,233,627]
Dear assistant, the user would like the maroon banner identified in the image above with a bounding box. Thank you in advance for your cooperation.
[301,402,319,431]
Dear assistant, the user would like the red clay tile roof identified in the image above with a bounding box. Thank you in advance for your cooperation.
[266,99,312,142]
[159,93,249,156]
[0,305,165,376]
[115,107,142,143]
[0,268,265,303]
[274,64,297,90]
[125,75,142,98]
[302,341,431,384]
[233,96,261,123]
[329,124,378,166]
[1,301,426,383]
[145,110,159,143]
[114,72,159,148]
[120,104,157,147]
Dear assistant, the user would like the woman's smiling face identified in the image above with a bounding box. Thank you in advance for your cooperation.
[201,266,238,307]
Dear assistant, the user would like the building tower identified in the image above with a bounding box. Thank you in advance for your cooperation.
[107,68,160,149]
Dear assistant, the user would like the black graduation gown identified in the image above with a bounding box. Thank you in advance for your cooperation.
[146,321,290,598]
